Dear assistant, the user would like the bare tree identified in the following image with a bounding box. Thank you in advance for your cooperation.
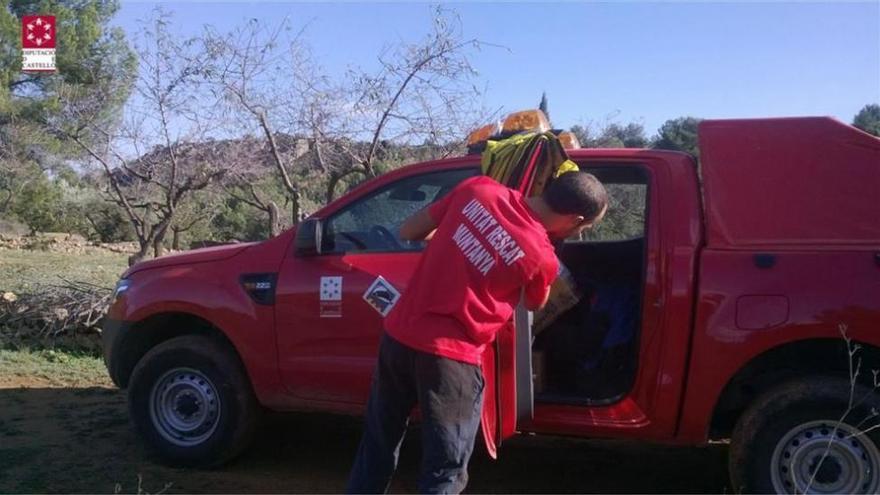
[51,11,234,264]
[201,18,314,232]
[204,6,488,233]
[317,7,487,202]
[168,194,218,250]
[220,159,285,238]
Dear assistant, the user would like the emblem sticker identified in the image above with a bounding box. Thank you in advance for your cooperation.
[21,15,57,73]
[320,276,343,318]
[320,276,342,301]
[362,276,401,317]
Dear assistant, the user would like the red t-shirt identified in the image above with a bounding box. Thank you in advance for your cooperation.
[385,176,558,365]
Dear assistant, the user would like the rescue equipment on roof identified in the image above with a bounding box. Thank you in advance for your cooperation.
[472,109,580,197]
[467,109,581,151]
[556,131,581,151]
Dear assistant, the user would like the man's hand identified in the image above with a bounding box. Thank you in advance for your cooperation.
[399,208,438,241]
[524,285,551,311]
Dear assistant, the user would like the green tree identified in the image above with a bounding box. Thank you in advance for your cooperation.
[581,183,647,242]
[1,0,136,228]
[570,121,648,148]
[652,116,702,158]
[605,122,648,148]
[78,197,134,241]
[11,168,62,233]
[168,193,219,250]
[211,196,269,242]
[853,104,880,137]
[566,120,650,243]
[539,92,549,119]
[2,0,136,140]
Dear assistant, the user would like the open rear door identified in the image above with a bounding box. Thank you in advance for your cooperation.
[480,305,535,458]
[480,133,566,457]
[513,306,535,422]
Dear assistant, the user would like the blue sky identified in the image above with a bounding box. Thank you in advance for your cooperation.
[113,1,880,137]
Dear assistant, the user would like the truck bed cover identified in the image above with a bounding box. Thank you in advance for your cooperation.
[699,117,880,247]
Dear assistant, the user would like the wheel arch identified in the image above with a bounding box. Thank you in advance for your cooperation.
[709,337,880,440]
[112,312,242,388]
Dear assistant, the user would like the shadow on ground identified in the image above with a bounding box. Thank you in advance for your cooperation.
[0,386,730,493]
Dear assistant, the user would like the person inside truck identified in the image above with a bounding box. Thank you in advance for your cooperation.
[346,171,608,494]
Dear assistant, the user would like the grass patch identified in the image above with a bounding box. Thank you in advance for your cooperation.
[0,347,111,388]
[0,249,127,293]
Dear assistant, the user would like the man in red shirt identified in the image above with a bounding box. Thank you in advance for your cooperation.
[347,172,608,494]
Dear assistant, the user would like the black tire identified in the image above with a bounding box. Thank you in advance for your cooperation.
[730,376,880,494]
[127,335,260,467]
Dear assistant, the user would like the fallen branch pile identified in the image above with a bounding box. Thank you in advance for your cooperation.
[0,279,112,339]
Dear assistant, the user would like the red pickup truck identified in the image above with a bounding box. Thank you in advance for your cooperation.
[103,116,880,494]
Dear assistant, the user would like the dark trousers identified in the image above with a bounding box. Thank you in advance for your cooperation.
[346,333,485,494]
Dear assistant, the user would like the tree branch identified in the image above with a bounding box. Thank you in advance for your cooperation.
[68,134,146,242]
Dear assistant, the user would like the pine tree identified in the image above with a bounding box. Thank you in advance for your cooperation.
[853,104,880,137]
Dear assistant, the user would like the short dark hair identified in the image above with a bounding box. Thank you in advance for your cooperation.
[542,171,608,221]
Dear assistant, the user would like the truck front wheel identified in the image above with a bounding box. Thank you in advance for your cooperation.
[127,335,259,467]
[730,377,880,494]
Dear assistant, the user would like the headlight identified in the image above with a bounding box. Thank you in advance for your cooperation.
[113,278,132,301]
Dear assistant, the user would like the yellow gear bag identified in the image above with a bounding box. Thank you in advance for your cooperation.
[481,131,579,197]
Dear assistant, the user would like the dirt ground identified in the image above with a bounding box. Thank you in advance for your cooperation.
[0,243,732,493]
[0,374,732,494]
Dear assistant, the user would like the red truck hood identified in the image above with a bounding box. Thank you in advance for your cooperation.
[123,242,257,277]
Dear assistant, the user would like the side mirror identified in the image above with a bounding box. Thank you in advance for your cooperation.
[294,218,322,257]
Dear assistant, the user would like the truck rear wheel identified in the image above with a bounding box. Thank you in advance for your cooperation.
[127,335,259,467]
[730,377,880,494]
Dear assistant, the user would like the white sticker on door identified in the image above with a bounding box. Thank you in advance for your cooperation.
[320,276,343,318]
[362,276,401,317]
[320,276,343,301]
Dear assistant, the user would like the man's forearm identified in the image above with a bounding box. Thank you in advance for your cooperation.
[399,208,438,241]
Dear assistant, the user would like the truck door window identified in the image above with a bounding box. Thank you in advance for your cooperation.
[573,182,647,242]
[535,165,650,404]
[322,167,478,254]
